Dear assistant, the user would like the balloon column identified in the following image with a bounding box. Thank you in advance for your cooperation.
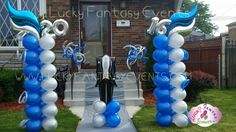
[123,44,147,70]
[8,1,68,131]
[147,6,198,127]
[92,99,121,128]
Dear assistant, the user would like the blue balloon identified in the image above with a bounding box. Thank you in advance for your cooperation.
[24,65,40,78]
[153,63,169,73]
[22,34,39,50]
[104,99,121,116]
[36,61,45,69]
[181,79,190,89]
[153,88,170,102]
[107,114,121,128]
[36,47,43,54]
[24,79,40,93]
[152,49,168,63]
[39,88,46,95]
[153,76,170,87]
[153,34,169,49]
[26,120,41,132]
[183,49,189,61]
[156,102,172,114]
[23,50,39,65]
[25,106,41,119]
[26,93,41,105]
[156,113,172,127]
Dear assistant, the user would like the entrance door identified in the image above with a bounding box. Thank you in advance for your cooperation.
[80,3,111,68]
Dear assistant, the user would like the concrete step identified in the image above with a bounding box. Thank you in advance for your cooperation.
[63,97,144,106]
[64,88,143,99]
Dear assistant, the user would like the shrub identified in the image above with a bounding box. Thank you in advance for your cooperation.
[0,69,24,102]
[185,70,217,102]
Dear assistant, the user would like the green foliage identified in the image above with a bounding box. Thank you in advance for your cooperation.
[185,71,217,102]
[145,35,155,89]
[182,0,218,34]
[0,69,23,102]
[133,89,236,131]
[0,108,80,132]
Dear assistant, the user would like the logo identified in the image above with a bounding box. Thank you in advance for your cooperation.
[188,103,222,127]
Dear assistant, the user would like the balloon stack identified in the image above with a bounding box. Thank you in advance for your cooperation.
[123,44,147,70]
[147,6,198,127]
[92,99,121,128]
[8,1,68,131]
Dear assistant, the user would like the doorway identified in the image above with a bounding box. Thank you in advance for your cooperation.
[80,2,111,68]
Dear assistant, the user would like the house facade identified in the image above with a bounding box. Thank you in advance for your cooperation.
[0,0,182,70]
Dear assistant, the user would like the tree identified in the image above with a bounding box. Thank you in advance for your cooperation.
[182,0,218,34]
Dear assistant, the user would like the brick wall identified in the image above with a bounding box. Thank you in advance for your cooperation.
[46,0,175,71]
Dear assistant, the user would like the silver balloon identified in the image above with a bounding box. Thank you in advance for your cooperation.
[168,33,184,48]
[93,100,106,114]
[41,78,58,91]
[40,64,57,78]
[170,75,186,88]
[170,88,186,100]
[42,91,58,104]
[39,50,55,64]
[93,114,106,128]
[42,104,58,117]
[40,34,55,50]
[171,101,188,114]
[170,62,186,74]
[173,114,189,127]
[42,118,58,131]
[169,49,184,62]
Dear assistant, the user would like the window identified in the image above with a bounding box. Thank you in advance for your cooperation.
[0,0,46,50]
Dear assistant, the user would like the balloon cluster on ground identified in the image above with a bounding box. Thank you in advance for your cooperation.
[92,99,121,128]
[8,1,68,131]
[147,6,198,127]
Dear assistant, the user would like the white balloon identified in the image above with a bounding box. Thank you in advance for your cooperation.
[93,100,106,114]
[171,101,188,114]
[41,64,57,78]
[173,114,189,127]
[171,88,187,100]
[169,49,185,62]
[40,34,55,50]
[170,62,186,74]
[41,78,58,91]
[170,75,186,88]
[42,104,58,117]
[42,91,58,104]
[93,114,106,128]
[42,118,58,131]
[168,33,185,48]
[40,50,55,64]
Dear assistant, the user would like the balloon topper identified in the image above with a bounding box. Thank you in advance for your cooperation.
[62,41,86,71]
[8,0,68,131]
[123,44,147,70]
[147,5,198,127]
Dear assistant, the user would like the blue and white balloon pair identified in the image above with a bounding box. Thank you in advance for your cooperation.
[147,6,198,127]
[123,44,147,70]
[62,41,85,71]
[92,99,121,128]
[8,1,68,131]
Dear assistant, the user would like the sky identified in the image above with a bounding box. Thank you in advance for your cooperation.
[198,0,236,36]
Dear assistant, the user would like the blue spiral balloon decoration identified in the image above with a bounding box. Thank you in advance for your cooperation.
[8,1,68,131]
[147,6,198,127]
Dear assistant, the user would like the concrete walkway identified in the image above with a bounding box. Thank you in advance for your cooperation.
[75,105,138,132]
[69,105,141,119]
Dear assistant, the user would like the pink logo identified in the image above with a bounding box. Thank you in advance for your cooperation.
[188,103,222,127]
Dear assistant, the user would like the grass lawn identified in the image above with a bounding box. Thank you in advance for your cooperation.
[0,108,80,132]
[133,88,236,132]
